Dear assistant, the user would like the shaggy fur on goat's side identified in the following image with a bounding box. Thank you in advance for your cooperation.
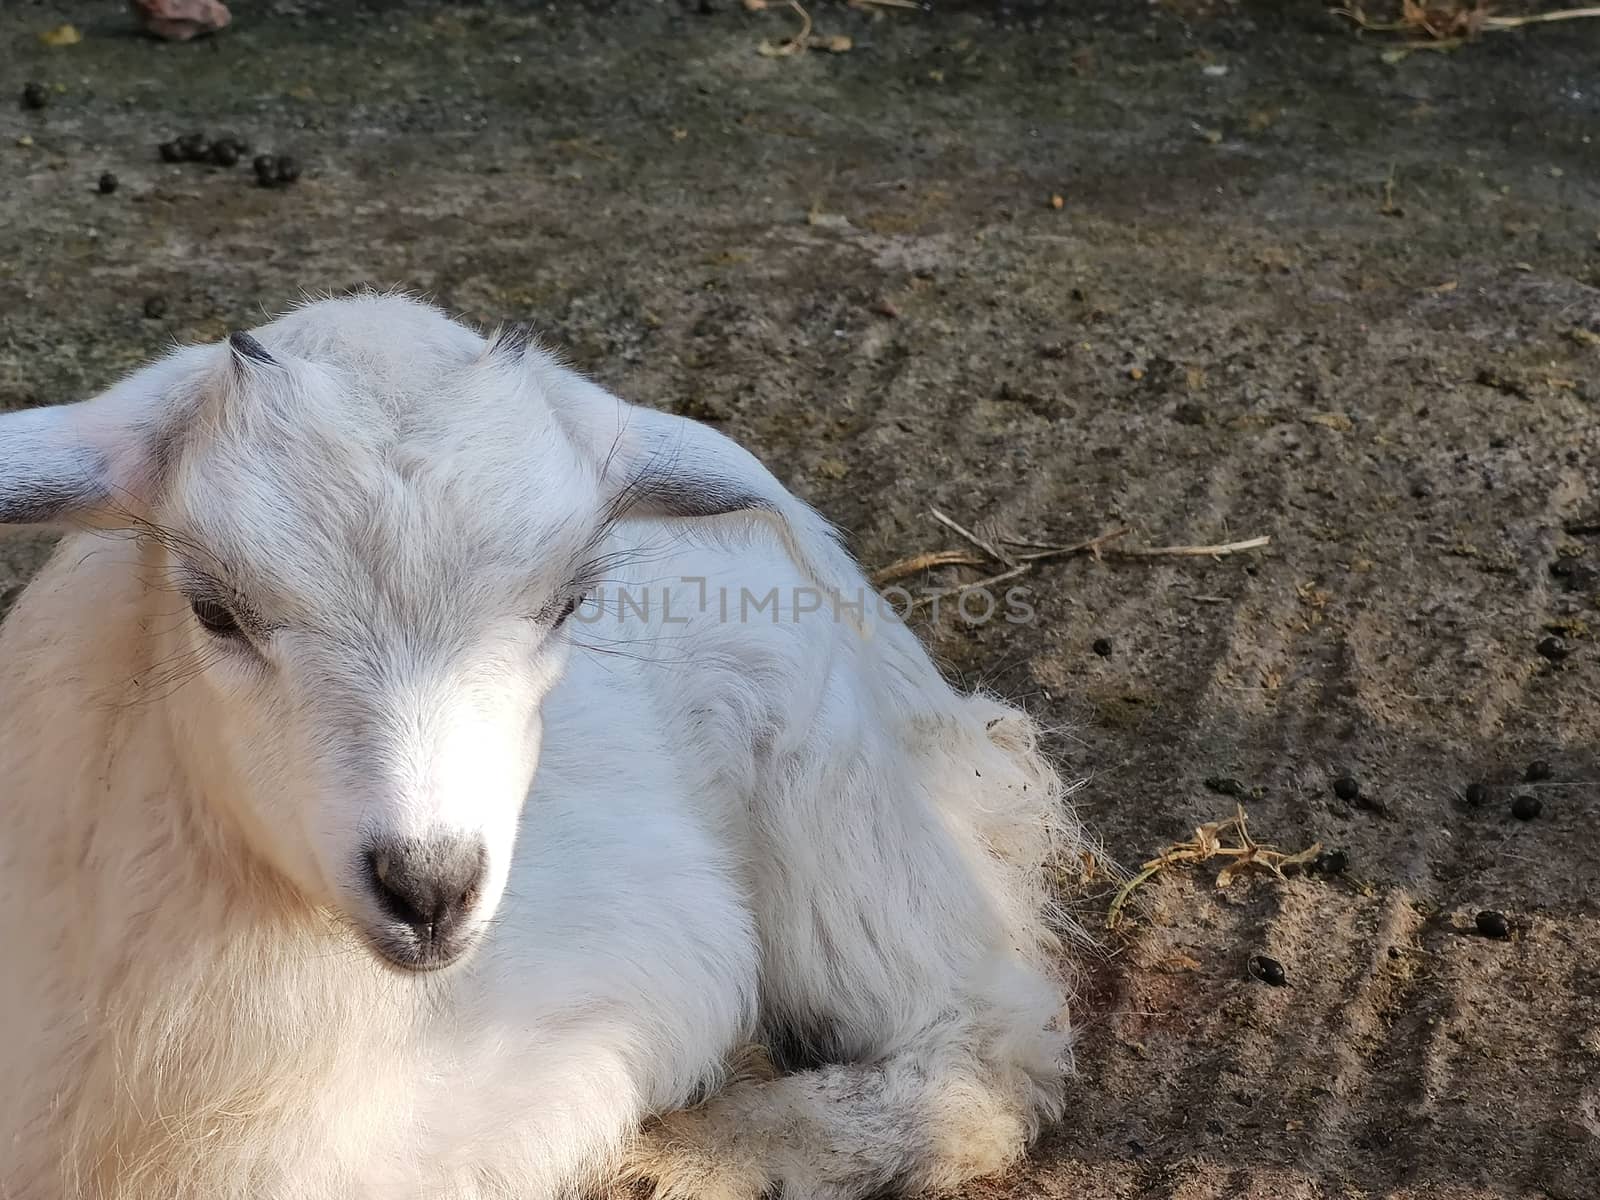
[0,293,1079,1200]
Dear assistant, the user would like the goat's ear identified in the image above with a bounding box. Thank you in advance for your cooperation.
[0,346,208,528]
[541,365,865,604]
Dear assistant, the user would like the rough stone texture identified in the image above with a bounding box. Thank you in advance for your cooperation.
[2,1,1598,1196]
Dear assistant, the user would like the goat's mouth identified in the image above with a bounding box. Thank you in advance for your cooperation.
[358,919,482,973]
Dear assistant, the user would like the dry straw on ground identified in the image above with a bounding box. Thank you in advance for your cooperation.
[1333,0,1600,49]
[871,509,1269,611]
[1106,805,1322,931]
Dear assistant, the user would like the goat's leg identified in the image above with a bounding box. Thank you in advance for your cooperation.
[622,983,1067,1200]
[627,651,1075,1198]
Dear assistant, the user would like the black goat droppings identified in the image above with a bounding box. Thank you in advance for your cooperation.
[1475,911,1509,940]
[1248,955,1287,987]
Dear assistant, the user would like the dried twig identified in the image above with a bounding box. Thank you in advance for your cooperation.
[1001,534,1076,551]
[1113,535,1271,559]
[1331,1,1483,36]
[871,513,1267,610]
[893,527,1133,612]
[1485,5,1600,25]
[1380,162,1403,214]
[1013,527,1131,563]
[790,0,813,42]
[1107,806,1322,930]
[1332,2,1600,39]
[756,0,813,57]
[870,549,987,587]
[1105,864,1164,931]
[910,563,1031,612]
[930,507,1016,567]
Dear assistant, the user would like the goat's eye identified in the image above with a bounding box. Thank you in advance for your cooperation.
[553,596,581,628]
[190,597,242,637]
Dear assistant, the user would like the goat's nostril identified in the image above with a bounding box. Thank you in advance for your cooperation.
[362,835,488,956]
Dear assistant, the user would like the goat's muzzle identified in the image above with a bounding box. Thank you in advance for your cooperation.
[359,834,488,971]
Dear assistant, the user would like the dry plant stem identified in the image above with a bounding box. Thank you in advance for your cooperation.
[870,550,987,587]
[1001,535,1079,551]
[1112,535,1272,559]
[1106,805,1321,930]
[1014,527,1132,563]
[785,0,812,50]
[1332,4,1600,35]
[907,527,1137,612]
[755,0,814,55]
[875,516,1266,614]
[1486,5,1600,24]
[910,563,1031,612]
[1106,864,1165,930]
[1331,5,1453,32]
[1384,36,1467,51]
[1381,163,1401,213]
[930,507,1017,567]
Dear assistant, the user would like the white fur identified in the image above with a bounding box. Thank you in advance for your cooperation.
[0,294,1078,1200]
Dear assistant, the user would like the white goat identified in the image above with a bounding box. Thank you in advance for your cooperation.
[0,293,1077,1200]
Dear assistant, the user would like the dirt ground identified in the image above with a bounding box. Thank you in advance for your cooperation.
[3,0,1599,1196]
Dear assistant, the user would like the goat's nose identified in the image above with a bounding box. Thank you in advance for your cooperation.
[363,835,487,963]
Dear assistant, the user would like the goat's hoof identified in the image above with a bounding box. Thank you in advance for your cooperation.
[621,1116,773,1200]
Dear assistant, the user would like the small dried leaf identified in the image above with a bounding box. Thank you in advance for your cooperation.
[806,210,852,230]
[816,458,849,480]
[823,34,853,52]
[743,0,769,9]
[39,23,83,46]
[1306,412,1354,432]
[1277,842,1325,872]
